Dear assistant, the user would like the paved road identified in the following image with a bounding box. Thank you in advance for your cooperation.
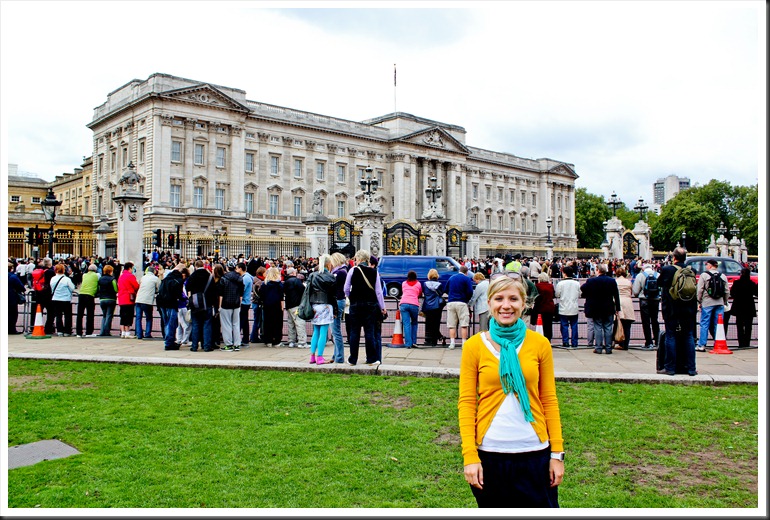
[7,333,758,385]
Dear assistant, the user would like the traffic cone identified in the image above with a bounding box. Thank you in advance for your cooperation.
[25,304,51,340]
[536,314,544,336]
[388,309,405,348]
[709,312,732,355]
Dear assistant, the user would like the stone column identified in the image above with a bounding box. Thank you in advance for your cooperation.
[156,114,174,207]
[207,124,219,216]
[257,132,270,212]
[184,119,195,207]
[707,234,718,256]
[717,234,729,257]
[605,216,624,259]
[94,218,111,259]
[352,210,386,258]
[302,216,330,258]
[230,125,245,214]
[740,239,748,263]
[421,219,449,256]
[633,220,652,260]
[390,153,405,220]
[729,235,741,262]
[113,191,149,283]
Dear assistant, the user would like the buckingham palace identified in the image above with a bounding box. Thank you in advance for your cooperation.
[85,72,577,259]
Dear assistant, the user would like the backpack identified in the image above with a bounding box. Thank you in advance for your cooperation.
[643,272,660,299]
[189,274,213,311]
[156,274,181,308]
[32,269,46,292]
[296,279,315,321]
[669,265,697,302]
[706,271,726,299]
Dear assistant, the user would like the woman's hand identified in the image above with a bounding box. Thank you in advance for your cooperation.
[549,459,564,487]
[464,463,483,489]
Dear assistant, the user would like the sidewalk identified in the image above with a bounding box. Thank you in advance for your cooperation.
[7,333,758,385]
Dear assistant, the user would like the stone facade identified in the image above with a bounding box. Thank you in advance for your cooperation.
[86,73,578,256]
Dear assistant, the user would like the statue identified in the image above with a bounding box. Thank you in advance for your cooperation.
[311,191,323,215]
[118,166,142,193]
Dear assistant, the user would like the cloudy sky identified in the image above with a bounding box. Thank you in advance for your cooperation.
[1,0,765,210]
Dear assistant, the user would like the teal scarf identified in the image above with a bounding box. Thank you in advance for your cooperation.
[489,317,534,423]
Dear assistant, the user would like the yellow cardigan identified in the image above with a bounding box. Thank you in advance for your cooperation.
[458,329,564,466]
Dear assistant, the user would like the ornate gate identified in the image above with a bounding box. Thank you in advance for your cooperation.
[446,226,466,259]
[384,221,423,255]
[328,218,359,258]
[623,231,639,259]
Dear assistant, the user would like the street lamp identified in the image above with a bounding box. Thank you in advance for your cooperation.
[681,230,687,251]
[41,187,62,259]
[545,216,553,242]
[633,196,649,221]
[730,224,739,238]
[425,175,442,205]
[606,191,622,217]
[716,221,727,236]
[360,165,378,196]
[212,228,221,260]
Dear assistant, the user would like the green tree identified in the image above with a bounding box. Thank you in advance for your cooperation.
[575,188,611,248]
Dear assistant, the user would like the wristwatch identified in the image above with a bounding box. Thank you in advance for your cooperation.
[550,452,565,461]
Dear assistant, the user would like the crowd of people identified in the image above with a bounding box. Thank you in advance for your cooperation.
[8,250,758,370]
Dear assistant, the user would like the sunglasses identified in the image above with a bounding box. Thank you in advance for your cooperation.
[490,272,522,280]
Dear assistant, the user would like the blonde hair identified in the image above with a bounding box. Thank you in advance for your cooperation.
[354,249,370,264]
[330,252,346,268]
[317,254,333,273]
[264,267,282,282]
[473,272,486,282]
[537,272,550,283]
[427,268,439,280]
[487,276,529,309]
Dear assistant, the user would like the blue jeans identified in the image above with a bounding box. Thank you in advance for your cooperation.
[664,316,696,374]
[249,304,263,343]
[99,300,116,336]
[559,314,578,347]
[134,303,154,339]
[399,303,420,347]
[698,305,723,347]
[190,308,213,351]
[332,299,346,362]
[159,307,178,348]
[593,315,614,351]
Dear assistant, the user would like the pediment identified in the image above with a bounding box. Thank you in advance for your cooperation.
[244,182,258,190]
[159,84,250,113]
[548,163,578,179]
[395,127,470,155]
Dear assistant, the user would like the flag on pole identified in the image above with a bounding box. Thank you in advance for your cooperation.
[394,64,397,87]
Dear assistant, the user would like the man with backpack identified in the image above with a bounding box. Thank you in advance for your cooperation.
[186,259,218,352]
[696,259,729,352]
[657,247,698,376]
[156,262,185,350]
[632,263,661,350]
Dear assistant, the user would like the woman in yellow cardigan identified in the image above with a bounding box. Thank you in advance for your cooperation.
[458,274,564,507]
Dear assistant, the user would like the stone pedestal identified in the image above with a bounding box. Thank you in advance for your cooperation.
[716,234,729,258]
[604,216,625,260]
[740,239,748,263]
[462,224,481,259]
[707,234,718,256]
[419,218,449,256]
[632,220,652,260]
[113,193,149,282]
[302,215,330,258]
[729,236,741,262]
[545,240,554,261]
[351,211,387,258]
[94,218,111,259]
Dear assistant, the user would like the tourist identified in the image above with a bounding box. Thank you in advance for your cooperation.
[554,266,580,348]
[283,266,308,349]
[531,272,555,342]
[97,264,118,336]
[306,255,336,365]
[219,263,245,351]
[421,269,446,347]
[728,268,757,348]
[580,263,621,355]
[696,259,729,352]
[614,267,635,350]
[631,263,661,350]
[400,270,423,348]
[445,265,475,350]
[468,272,490,333]
[344,249,386,366]
[75,264,99,338]
[330,252,349,361]
[134,265,160,339]
[657,247,698,376]
[117,261,140,338]
[49,263,75,336]
[258,267,285,348]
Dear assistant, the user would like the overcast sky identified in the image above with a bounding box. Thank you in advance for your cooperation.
[1,0,766,210]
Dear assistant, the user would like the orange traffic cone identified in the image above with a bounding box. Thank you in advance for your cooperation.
[26,304,51,340]
[388,309,405,348]
[536,314,544,336]
[709,312,732,355]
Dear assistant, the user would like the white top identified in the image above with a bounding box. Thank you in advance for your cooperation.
[135,273,160,305]
[554,278,581,316]
[478,333,550,454]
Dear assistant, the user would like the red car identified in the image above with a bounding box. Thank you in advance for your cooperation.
[683,256,758,290]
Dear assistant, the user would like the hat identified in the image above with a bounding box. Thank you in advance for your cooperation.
[370,255,379,266]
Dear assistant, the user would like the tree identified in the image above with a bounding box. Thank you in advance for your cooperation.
[575,188,611,248]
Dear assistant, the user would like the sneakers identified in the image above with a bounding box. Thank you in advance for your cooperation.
[316,356,326,365]
[656,368,675,376]
[366,360,381,367]
[688,371,698,376]
[310,354,316,364]
[448,343,455,350]
[233,345,240,351]
[288,342,296,348]
[221,345,234,352]
[273,343,284,348]
[695,346,707,352]
[297,343,308,349]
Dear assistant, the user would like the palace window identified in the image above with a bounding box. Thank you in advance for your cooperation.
[138,141,145,163]
[472,184,478,200]
[98,156,104,175]
[316,162,325,181]
[498,187,503,202]
[337,164,346,183]
[216,147,226,168]
[293,196,302,217]
[498,215,503,230]
[170,185,181,208]
[171,141,182,163]
[357,167,365,181]
[521,215,527,232]
[10,195,20,203]
[485,214,491,230]
[245,153,255,172]
[485,186,491,201]
[532,193,537,207]
[270,156,279,175]
[377,170,383,186]
[194,187,204,209]
[111,151,116,171]
[194,144,205,165]
[31,196,41,204]
[509,190,514,204]
[245,192,254,214]
[521,190,526,206]
[269,194,279,215]
[294,159,303,178]
[337,200,346,217]
[215,188,225,210]
[122,147,128,166]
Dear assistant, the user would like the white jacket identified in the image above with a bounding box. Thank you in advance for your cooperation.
[554,278,580,316]
[135,272,160,305]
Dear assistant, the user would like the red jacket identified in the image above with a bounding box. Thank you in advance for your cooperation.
[117,270,140,306]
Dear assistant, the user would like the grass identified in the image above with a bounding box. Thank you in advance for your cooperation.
[7,359,759,509]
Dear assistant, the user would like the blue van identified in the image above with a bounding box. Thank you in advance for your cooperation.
[377,255,462,298]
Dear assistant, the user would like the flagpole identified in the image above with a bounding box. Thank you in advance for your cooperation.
[394,63,397,113]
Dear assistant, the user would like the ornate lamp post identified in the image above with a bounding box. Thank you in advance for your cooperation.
[633,196,648,221]
[545,216,553,260]
[41,187,62,259]
[681,230,687,251]
[716,221,727,237]
[606,191,622,217]
[730,224,739,238]
[359,165,379,209]
[425,175,442,205]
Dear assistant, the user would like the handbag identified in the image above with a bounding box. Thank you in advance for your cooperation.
[297,275,315,321]
[613,314,625,343]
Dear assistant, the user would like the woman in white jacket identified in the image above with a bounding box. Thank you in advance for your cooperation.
[554,267,581,348]
[135,266,161,339]
[50,263,76,336]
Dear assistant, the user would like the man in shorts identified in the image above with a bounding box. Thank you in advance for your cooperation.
[444,265,475,350]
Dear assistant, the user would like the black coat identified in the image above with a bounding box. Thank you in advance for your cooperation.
[283,275,305,309]
[729,277,757,318]
[580,274,620,319]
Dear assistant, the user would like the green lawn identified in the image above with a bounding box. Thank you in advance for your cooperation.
[7,359,758,509]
